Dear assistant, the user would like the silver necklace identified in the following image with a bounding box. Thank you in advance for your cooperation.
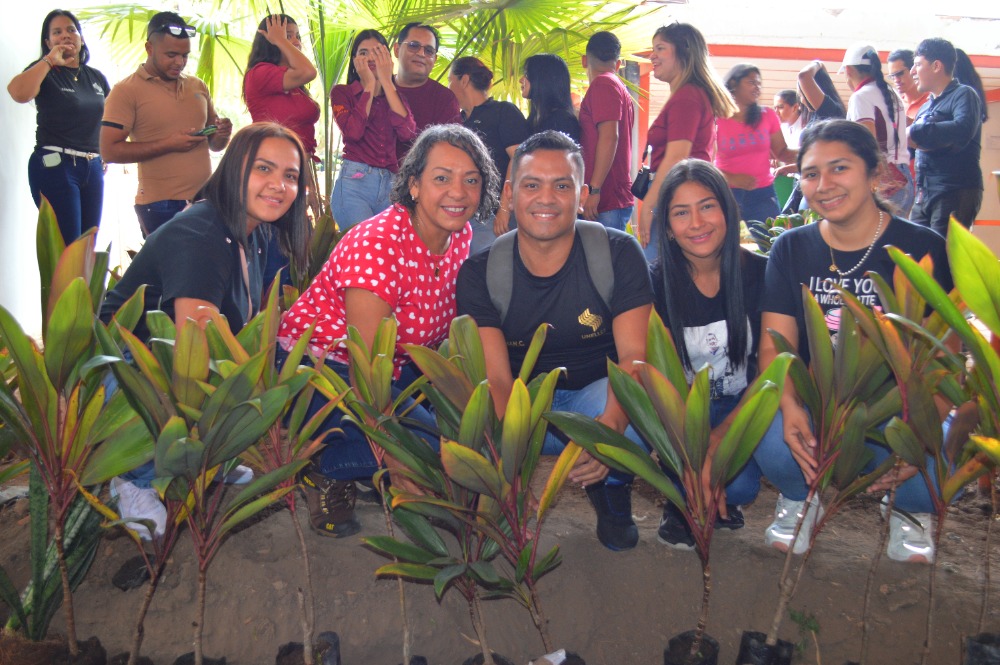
[827,211,884,277]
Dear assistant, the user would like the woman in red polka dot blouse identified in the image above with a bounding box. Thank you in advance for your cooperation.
[277,124,500,537]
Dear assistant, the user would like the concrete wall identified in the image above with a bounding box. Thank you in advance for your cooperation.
[0,6,46,335]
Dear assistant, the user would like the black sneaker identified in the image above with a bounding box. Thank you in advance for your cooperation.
[585,482,639,551]
[716,504,745,530]
[657,502,695,550]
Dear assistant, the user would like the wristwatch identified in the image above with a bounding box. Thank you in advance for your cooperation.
[589,185,601,195]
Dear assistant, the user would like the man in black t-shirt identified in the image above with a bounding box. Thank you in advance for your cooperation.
[457,131,653,551]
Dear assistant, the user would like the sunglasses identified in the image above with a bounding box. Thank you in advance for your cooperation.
[402,40,436,57]
[887,70,909,80]
[154,24,196,38]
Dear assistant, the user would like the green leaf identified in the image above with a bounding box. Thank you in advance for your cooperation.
[362,535,438,564]
[605,361,672,469]
[441,440,503,498]
[468,561,501,586]
[457,381,492,453]
[801,286,834,402]
[405,344,474,409]
[645,310,689,401]
[373,562,438,582]
[449,315,488,386]
[43,278,94,390]
[79,416,154,485]
[684,368,712,472]
[499,379,532,484]
[218,485,295,539]
[392,507,449,558]
[172,320,210,410]
[536,442,581,521]
[154,416,203,479]
[226,461,307,514]
[433,564,467,599]
[883,417,925,468]
[517,322,550,383]
[712,378,783,487]
[948,219,1000,337]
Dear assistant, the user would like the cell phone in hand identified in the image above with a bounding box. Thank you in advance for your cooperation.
[192,125,218,136]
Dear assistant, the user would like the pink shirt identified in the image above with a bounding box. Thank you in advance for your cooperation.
[278,204,472,375]
[331,80,417,173]
[244,63,321,156]
[648,84,716,171]
[580,72,635,212]
[715,107,781,188]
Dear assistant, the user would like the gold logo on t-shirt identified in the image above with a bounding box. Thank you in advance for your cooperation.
[578,308,602,332]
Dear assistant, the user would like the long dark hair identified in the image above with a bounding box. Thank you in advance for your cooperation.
[803,64,845,117]
[243,15,311,103]
[797,119,890,214]
[955,48,989,122]
[848,48,904,149]
[198,122,310,267]
[522,54,575,131]
[390,124,500,220]
[654,159,749,371]
[725,64,762,128]
[40,10,89,65]
[346,29,388,85]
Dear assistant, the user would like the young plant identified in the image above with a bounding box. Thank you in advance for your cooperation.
[0,206,150,656]
[100,315,303,665]
[548,311,793,662]
[868,222,1000,663]
[363,316,572,658]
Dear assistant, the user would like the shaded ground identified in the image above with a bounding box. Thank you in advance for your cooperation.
[0,462,997,665]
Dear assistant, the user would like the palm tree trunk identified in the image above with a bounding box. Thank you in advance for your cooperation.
[690,561,711,659]
[291,502,315,665]
[53,520,78,657]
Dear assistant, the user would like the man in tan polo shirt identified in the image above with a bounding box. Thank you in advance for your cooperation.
[101,11,232,237]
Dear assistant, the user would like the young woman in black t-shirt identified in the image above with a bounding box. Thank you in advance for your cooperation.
[520,54,580,144]
[755,119,952,564]
[650,159,766,548]
[7,10,110,243]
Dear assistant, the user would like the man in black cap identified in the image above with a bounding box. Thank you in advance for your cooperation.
[101,12,232,236]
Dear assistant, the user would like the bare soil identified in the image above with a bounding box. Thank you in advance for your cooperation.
[1,463,997,665]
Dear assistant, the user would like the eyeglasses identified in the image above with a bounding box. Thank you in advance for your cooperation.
[887,70,909,80]
[402,40,436,57]
[154,24,196,38]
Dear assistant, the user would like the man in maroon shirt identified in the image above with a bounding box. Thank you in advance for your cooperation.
[392,22,461,163]
[579,31,635,231]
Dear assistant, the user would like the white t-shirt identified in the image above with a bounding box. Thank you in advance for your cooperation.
[780,113,806,150]
[847,81,908,164]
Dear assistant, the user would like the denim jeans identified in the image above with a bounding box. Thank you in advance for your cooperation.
[276,349,438,481]
[731,184,780,224]
[643,218,660,263]
[595,206,634,232]
[28,149,104,244]
[134,199,187,237]
[752,407,949,513]
[543,378,645,486]
[331,159,394,232]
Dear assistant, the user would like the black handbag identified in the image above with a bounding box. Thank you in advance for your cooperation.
[630,145,652,199]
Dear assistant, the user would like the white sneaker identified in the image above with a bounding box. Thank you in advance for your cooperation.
[110,477,167,541]
[765,494,823,555]
[223,464,254,485]
[882,500,935,564]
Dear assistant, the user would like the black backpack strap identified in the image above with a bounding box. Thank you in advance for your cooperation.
[486,229,517,323]
[576,221,614,311]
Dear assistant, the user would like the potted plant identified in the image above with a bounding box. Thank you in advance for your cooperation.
[547,311,793,665]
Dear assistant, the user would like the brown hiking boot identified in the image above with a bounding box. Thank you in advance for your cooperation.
[299,466,361,537]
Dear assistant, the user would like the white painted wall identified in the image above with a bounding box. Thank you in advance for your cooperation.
[0,6,47,335]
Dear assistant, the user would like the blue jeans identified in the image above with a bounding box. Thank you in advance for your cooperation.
[643,214,660,263]
[595,206,634,232]
[28,149,104,244]
[331,159,394,232]
[543,378,644,486]
[277,349,438,481]
[885,163,915,218]
[752,408,948,513]
[731,184,779,224]
[134,199,187,237]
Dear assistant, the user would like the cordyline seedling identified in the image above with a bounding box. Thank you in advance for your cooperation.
[548,311,793,663]
[756,286,905,656]
[866,222,1000,664]
[362,316,574,661]
[98,314,304,665]
[220,281,348,665]
[0,203,151,657]
[309,317,426,665]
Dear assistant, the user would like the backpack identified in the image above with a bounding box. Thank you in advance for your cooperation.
[485,221,615,325]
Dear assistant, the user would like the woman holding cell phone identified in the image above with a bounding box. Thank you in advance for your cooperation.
[8,9,110,244]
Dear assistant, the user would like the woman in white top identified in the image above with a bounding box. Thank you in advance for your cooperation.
[839,44,913,216]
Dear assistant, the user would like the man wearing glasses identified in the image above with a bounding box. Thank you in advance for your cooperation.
[887,50,929,121]
[392,22,461,163]
[101,12,232,236]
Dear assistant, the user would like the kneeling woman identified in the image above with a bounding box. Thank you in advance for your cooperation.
[754,119,952,564]
[278,125,500,536]
[100,122,310,539]
[650,159,766,548]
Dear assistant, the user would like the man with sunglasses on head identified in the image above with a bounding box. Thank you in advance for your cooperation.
[392,22,461,163]
[101,12,233,237]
